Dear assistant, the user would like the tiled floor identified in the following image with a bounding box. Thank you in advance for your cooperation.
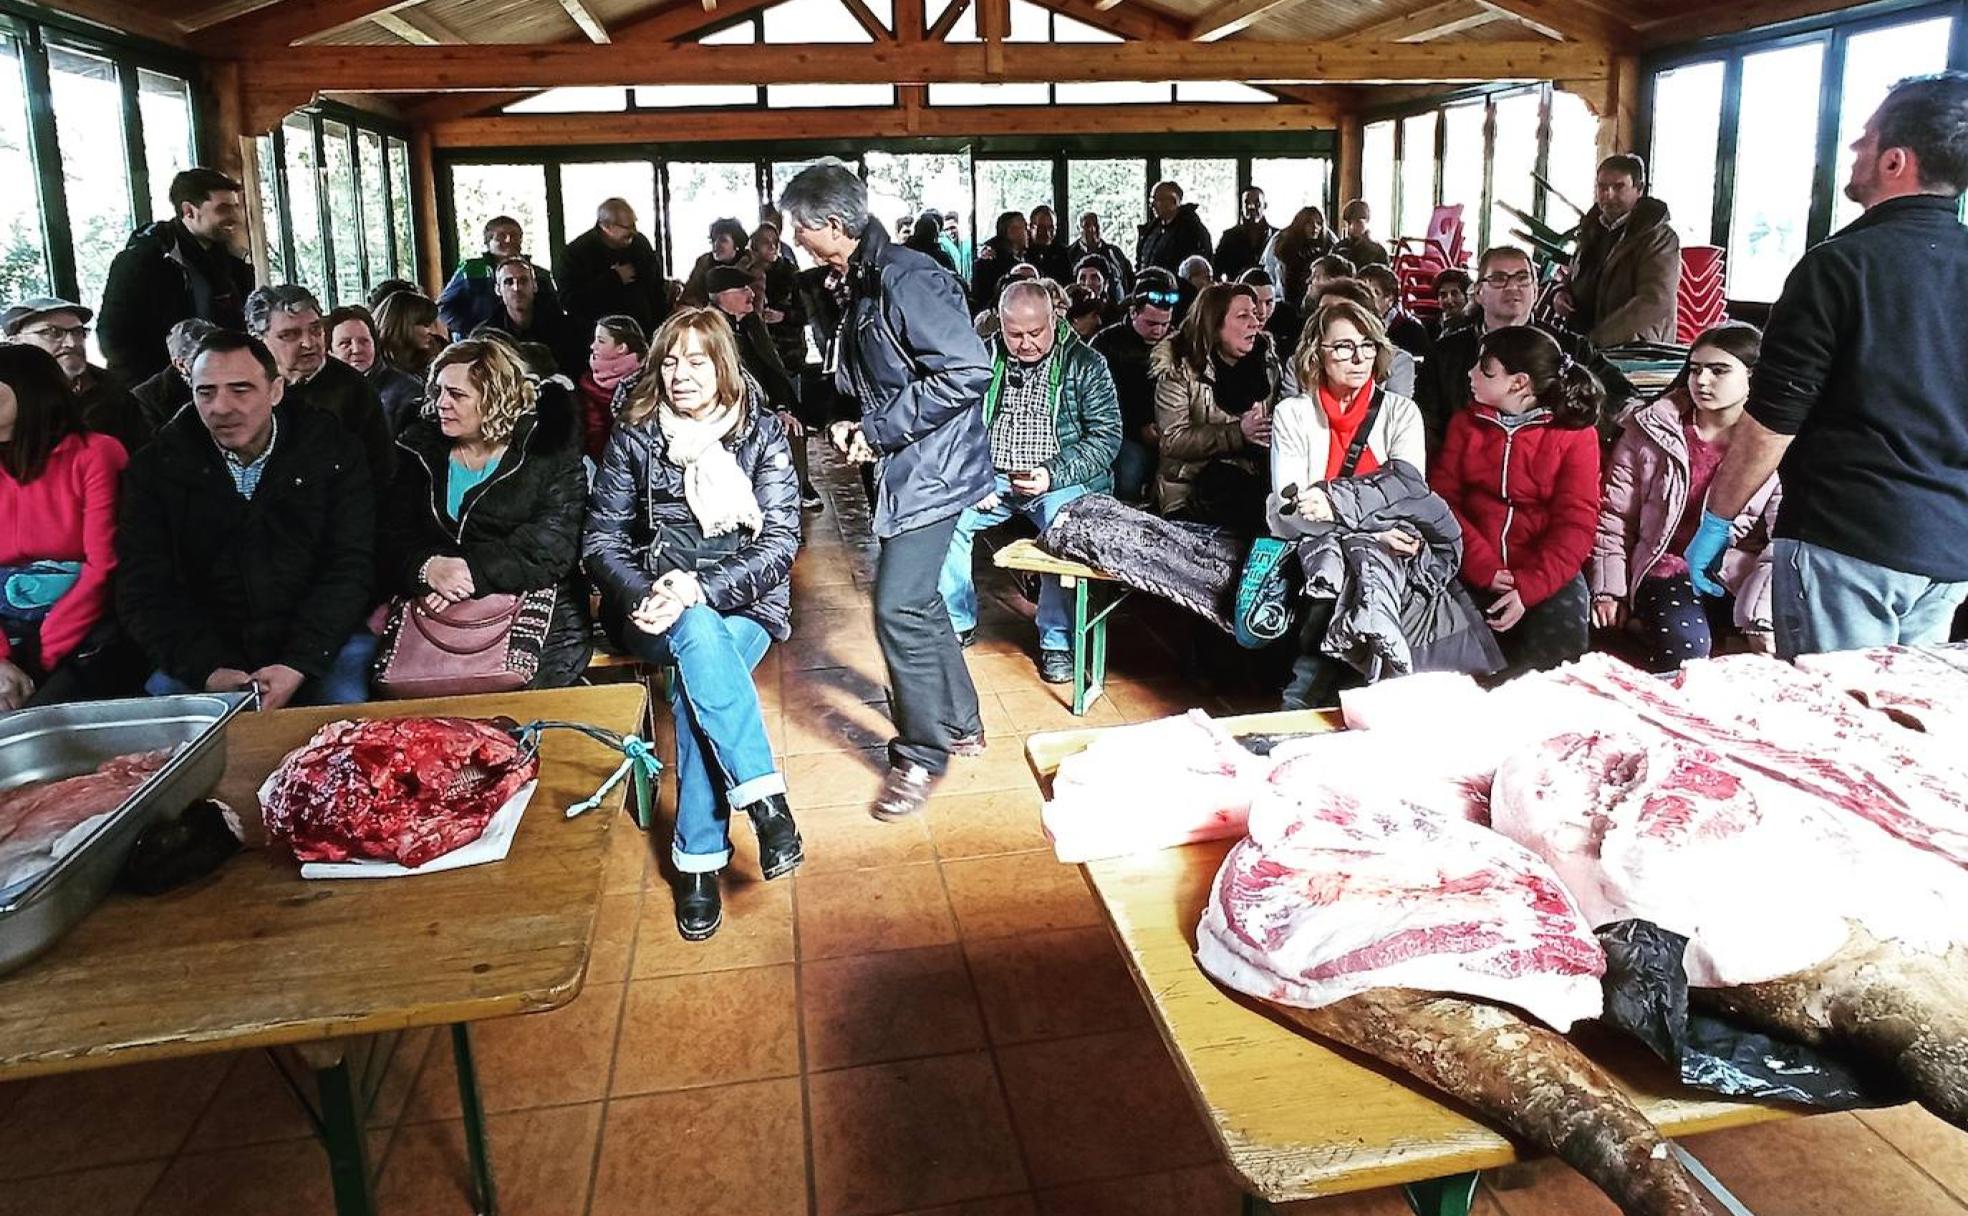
[4,447,1968,1215]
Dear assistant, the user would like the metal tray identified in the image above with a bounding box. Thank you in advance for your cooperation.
[0,692,252,975]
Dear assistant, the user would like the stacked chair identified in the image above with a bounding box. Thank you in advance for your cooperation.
[1393,203,1470,322]
[1676,245,1728,344]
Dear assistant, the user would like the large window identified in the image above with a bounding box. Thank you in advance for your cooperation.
[665,161,760,272]
[561,161,659,248]
[1728,43,1825,302]
[1830,16,1954,231]
[1487,89,1541,253]
[321,120,365,308]
[137,69,194,224]
[1250,157,1330,221]
[1362,120,1396,233]
[976,159,1053,232]
[1438,103,1486,226]
[1067,159,1146,239]
[257,107,418,307]
[1162,157,1236,245]
[281,114,327,296]
[1396,112,1439,244]
[48,46,131,311]
[1649,62,1724,248]
[865,150,969,246]
[0,35,49,301]
[1546,89,1600,230]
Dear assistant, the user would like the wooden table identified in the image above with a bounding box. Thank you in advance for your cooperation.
[0,684,648,1216]
[1026,709,1793,1214]
[993,537,1131,716]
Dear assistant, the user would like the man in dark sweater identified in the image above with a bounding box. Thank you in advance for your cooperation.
[97,168,255,386]
[245,285,395,507]
[1089,269,1177,502]
[557,197,669,335]
[1136,180,1214,276]
[1213,186,1276,280]
[1687,72,1968,658]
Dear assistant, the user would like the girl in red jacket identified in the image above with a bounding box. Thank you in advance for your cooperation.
[0,345,128,709]
[1428,325,1604,680]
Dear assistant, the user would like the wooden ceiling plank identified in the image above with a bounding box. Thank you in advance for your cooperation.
[556,0,614,43]
[1470,0,1630,46]
[1186,0,1299,42]
[39,0,190,46]
[371,6,469,43]
[1093,0,1125,10]
[1351,0,1500,42]
[1027,0,1185,40]
[1634,0,1866,46]
[205,0,424,49]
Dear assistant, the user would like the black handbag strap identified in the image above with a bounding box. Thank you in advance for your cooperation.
[1337,387,1386,480]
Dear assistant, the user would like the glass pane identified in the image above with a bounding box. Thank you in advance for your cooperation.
[505,87,628,113]
[1489,89,1541,255]
[1052,12,1120,41]
[1160,157,1236,246]
[764,0,874,42]
[1546,87,1600,231]
[320,120,362,307]
[863,150,968,244]
[1055,82,1171,105]
[1178,81,1274,103]
[927,83,1050,106]
[699,20,756,43]
[1730,42,1824,302]
[633,84,760,108]
[1362,120,1396,240]
[253,132,285,283]
[1831,17,1953,231]
[1439,103,1485,231]
[137,70,195,224]
[1649,61,1723,247]
[1397,111,1438,245]
[0,36,50,301]
[48,46,131,311]
[561,160,658,259]
[665,161,760,277]
[1249,157,1329,223]
[282,115,326,293]
[357,130,393,286]
[766,84,895,107]
[976,159,1053,234]
[387,138,414,281]
[1067,158,1146,243]
[448,162,548,271]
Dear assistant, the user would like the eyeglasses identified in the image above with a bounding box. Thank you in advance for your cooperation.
[1138,290,1179,307]
[21,324,88,343]
[1479,271,1535,289]
[1320,339,1381,362]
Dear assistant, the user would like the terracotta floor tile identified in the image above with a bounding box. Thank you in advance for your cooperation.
[786,746,891,811]
[632,877,795,979]
[1477,1156,1625,1216]
[937,742,1046,799]
[0,1161,165,1216]
[894,1196,1040,1216]
[783,693,899,755]
[1105,680,1214,724]
[998,686,1128,733]
[801,945,988,1071]
[782,663,891,708]
[587,891,642,984]
[941,851,1102,942]
[1034,1164,1245,1215]
[613,965,800,1094]
[136,1138,338,1216]
[782,623,886,672]
[601,812,654,894]
[1857,1103,1968,1201]
[377,1102,601,1216]
[808,1051,1029,1216]
[796,801,936,874]
[966,651,1053,694]
[591,1079,807,1216]
[996,1030,1217,1188]
[965,927,1150,1045]
[1672,1112,1966,1216]
[925,788,1051,860]
[181,1052,316,1150]
[405,982,622,1120]
[795,862,959,960]
[1284,1186,1510,1215]
[0,1055,227,1178]
[794,578,880,613]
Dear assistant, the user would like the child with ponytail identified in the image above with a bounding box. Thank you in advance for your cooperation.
[1428,325,1603,679]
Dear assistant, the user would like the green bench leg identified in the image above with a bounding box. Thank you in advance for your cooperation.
[1071,576,1091,716]
[315,1054,377,1216]
[1239,1171,1478,1216]
[452,1023,499,1215]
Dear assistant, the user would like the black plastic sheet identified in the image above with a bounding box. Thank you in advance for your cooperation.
[1595,918,1907,1108]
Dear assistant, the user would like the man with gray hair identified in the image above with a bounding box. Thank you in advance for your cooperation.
[558,196,668,334]
[129,316,216,435]
[246,284,394,496]
[779,157,994,821]
[938,279,1119,683]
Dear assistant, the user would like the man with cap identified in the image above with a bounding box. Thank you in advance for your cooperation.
[558,197,669,335]
[98,167,255,387]
[4,297,149,455]
[707,264,800,423]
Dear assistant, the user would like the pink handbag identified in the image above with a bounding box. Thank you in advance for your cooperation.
[372,589,556,700]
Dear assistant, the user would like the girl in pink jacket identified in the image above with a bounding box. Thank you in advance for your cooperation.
[1590,323,1779,671]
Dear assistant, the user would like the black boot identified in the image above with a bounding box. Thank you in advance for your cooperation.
[675,871,722,941]
[745,793,805,880]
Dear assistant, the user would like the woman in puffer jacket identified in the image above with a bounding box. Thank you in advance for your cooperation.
[1590,323,1779,671]
[583,307,802,943]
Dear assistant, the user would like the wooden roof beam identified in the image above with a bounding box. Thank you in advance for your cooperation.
[41,0,190,46]
[202,0,425,49]
[556,0,613,43]
[928,0,971,39]
[1186,0,1298,42]
[1471,0,1632,46]
[372,6,468,44]
[1352,0,1502,43]
[1027,0,1186,40]
[1634,0,1868,48]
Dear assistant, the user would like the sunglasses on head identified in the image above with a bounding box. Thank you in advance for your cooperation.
[1139,290,1179,306]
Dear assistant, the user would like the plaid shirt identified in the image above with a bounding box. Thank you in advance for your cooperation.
[220,414,279,500]
[988,352,1060,474]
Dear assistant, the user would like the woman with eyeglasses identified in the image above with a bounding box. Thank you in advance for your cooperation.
[1149,281,1281,531]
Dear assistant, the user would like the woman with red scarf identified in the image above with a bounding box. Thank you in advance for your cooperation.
[577,315,646,463]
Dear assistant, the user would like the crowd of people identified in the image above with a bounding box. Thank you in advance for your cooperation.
[2,70,1964,938]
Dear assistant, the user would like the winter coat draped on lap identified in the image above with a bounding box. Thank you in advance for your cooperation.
[380,386,594,687]
[1040,493,1243,632]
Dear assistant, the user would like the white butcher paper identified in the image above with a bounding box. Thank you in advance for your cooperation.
[1199,751,1607,1032]
[1794,645,1968,750]
[1041,710,1269,862]
[291,779,540,880]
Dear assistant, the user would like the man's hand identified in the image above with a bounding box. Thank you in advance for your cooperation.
[762,307,786,325]
[974,492,1001,513]
[1682,511,1734,597]
[1486,588,1527,632]
[1139,423,1160,447]
[1009,467,1051,497]
[249,663,306,711]
[776,409,805,439]
[0,660,34,711]
[205,667,254,695]
[613,263,638,284]
[424,555,476,603]
[1549,286,1575,319]
[1592,597,1627,630]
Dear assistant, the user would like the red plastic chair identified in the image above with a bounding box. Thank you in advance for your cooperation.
[1677,245,1727,344]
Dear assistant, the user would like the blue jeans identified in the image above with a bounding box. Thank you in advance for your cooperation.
[1771,538,1968,660]
[1114,438,1155,503]
[938,474,1089,653]
[625,604,783,874]
[143,632,377,706]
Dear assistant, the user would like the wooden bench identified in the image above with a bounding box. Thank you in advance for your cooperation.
[992,537,1131,716]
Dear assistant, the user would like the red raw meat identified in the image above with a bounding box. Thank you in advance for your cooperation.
[260,718,538,867]
[0,749,175,888]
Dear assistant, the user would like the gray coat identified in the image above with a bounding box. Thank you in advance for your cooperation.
[835,219,996,538]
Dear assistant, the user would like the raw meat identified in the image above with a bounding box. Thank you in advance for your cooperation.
[1199,750,1605,1031]
[0,749,175,890]
[1041,710,1269,862]
[260,717,538,867]
[1795,645,1968,746]
[1280,994,1722,1216]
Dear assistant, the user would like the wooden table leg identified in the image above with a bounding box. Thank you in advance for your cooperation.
[451,1023,499,1216]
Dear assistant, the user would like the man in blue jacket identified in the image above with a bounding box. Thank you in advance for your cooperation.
[1687,72,1968,657]
[939,280,1120,684]
[780,159,996,821]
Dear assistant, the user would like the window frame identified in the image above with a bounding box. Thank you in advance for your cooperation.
[258,102,417,309]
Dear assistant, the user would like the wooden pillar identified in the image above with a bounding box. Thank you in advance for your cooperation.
[205,60,248,181]
[1337,110,1363,210]
[412,127,444,294]
[1559,52,1639,159]
[238,133,273,283]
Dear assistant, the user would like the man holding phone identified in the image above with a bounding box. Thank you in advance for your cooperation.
[938,280,1121,684]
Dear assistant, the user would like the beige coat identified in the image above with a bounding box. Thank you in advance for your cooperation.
[1149,336,1281,515]
[1570,196,1682,348]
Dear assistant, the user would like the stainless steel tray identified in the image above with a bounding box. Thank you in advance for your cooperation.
[0,692,252,975]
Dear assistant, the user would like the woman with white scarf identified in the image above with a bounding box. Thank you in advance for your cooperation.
[584,307,803,941]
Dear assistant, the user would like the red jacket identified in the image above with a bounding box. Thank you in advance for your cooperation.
[1428,405,1600,608]
[0,431,128,670]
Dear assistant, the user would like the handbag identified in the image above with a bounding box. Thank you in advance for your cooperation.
[372,588,557,699]
[0,561,82,624]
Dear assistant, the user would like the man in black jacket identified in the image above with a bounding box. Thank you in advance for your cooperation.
[780,158,995,819]
[438,215,560,339]
[479,257,585,379]
[1687,72,1968,659]
[1136,180,1214,276]
[97,168,254,387]
[1025,206,1074,284]
[2,297,150,454]
[558,197,669,335]
[245,285,396,506]
[117,330,375,709]
[1213,186,1276,280]
[1089,269,1177,502]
